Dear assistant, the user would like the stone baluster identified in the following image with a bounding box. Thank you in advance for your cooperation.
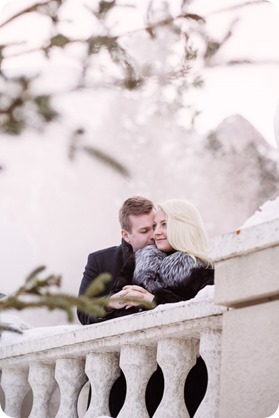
[28,362,56,418]
[84,352,120,418]
[117,345,157,418]
[153,338,197,418]
[55,358,87,418]
[194,329,222,418]
[1,367,30,418]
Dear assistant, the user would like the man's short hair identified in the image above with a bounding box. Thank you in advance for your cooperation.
[119,196,154,232]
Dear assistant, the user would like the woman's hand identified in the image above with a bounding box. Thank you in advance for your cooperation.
[106,289,130,310]
[106,285,154,310]
[122,285,155,308]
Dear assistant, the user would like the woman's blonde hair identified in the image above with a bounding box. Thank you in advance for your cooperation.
[157,199,209,265]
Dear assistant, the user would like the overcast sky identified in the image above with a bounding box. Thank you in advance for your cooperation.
[192,0,279,148]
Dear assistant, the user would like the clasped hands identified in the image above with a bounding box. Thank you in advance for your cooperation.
[107,285,155,310]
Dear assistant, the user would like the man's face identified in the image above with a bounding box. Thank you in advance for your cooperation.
[122,211,155,252]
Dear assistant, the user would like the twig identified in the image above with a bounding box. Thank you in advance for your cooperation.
[206,0,266,16]
[0,1,50,29]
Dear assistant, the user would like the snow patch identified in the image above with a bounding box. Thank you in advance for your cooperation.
[241,196,279,228]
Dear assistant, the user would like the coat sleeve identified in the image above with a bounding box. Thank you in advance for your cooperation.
[77,253,106,325]
[153,267,214,305]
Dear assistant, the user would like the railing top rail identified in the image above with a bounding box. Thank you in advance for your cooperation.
[0,292,225,366]
[209,217,279,262]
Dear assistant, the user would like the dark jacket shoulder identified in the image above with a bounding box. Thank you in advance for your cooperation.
[77,240,133,325]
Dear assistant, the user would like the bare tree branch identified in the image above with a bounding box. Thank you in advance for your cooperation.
[206,0,267,16]
[0,1,49,29]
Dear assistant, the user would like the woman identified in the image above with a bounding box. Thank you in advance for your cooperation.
[106,199,214,417]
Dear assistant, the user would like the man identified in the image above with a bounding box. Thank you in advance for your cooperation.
[77,195,155,325]
[77,196,156,416]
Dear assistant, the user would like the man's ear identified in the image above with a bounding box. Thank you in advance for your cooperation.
[121,229,130,243]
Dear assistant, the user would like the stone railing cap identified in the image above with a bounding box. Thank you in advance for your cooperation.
[0,288,226,364]
[209,217,279,262]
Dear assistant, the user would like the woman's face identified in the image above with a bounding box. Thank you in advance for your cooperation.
[153,209,174,252]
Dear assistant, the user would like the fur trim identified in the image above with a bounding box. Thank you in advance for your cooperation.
[133,245,205,293]
[133,245,166,293]
[160,252,203,285]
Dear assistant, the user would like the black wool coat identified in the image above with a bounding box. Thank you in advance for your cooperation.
[77,239,133,325]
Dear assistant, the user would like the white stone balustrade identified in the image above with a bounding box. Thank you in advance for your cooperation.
[0,218,278,417]
[1,367,30,418]
[84,352,120,418]
[194,329,222,418]
[153,338,197,418]
[0,295,224,418]
[28,362,56,418]
[55,358,87,418]
[118,345,157,417]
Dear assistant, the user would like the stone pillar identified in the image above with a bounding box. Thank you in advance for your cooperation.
[219,302,279,418]
[28,362,56,418]
[194,329,222,418]
[214,235,279,418]
[153,338,197,418]
[55,358,87,418]
[1,367,30,418]
[84,352,120,418]
[118,345,157,418]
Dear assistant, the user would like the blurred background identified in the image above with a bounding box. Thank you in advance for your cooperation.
[0,0,279,326]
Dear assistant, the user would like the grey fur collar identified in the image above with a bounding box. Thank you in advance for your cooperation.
[133,245,204,293]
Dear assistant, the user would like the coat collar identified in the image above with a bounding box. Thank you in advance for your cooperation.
[121,238,133,261]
